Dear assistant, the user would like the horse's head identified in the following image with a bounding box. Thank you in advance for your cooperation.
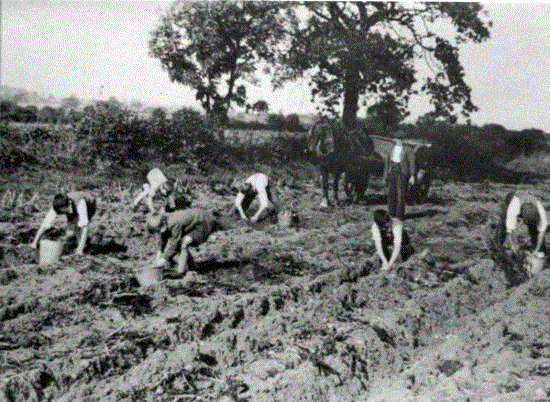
[307,121,336,157]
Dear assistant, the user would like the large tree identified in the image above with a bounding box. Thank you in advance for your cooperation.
[275,2,491,128]
[149,1,285,123]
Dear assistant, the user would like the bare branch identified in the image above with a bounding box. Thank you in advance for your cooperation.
[308,3,331,22]
[327,2,354,32]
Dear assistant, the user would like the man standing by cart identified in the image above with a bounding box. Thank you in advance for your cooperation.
[380,129,416,272]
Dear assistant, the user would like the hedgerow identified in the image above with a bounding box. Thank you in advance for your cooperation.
[1,99,548,183]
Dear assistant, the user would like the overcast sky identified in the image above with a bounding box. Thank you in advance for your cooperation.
[2,1,550,132]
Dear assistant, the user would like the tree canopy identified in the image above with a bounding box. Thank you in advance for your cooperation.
[150,1,491,129]
[275,2,491,128]
[149,0,285,123]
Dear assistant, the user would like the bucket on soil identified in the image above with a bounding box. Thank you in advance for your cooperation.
[277,210,299,228]
[525,251,545,275]
[39,239,64,265]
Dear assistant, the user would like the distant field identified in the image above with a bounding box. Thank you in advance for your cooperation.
[8,122,60,129]
[222,128,307,145]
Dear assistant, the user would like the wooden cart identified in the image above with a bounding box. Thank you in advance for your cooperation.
[372,135,433,203]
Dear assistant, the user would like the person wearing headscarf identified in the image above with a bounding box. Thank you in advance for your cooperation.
[133,168,190,212]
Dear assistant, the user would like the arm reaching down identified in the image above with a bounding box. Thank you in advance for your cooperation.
[75,226,88,255]
[535,229,546,253]
[371,222,390,269]
[132,184,150,208]
[534,199,548,252]
[250,187,271,223]
[176,235,194,275]
[387,218,404,270]
[508,231,520,254]
[30,208,57,248]
[234,192,249,221]
[74,199,90,255]
[408,145,418,185]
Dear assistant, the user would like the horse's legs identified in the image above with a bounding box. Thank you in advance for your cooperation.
[344,170,353,200]
[320,168,330,208]
[356,166,369,201]
[333,169,341,205]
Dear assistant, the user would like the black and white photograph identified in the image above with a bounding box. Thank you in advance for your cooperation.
[1,1,550,401]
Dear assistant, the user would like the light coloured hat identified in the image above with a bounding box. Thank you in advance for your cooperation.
[147,168,168,191]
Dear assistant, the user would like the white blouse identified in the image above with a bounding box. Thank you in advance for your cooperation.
[390,144,404,163]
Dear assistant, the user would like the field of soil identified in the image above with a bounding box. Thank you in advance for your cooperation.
[1,160,550,402]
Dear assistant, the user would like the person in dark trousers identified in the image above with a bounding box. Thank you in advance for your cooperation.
[30,191,97,255]
[383,130,416,221]
[147,208,222,277]
[371,209,415,271]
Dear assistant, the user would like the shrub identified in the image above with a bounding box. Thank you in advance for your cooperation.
[37,106,61,124]
[267,113,288,131]
[75,99,136,163]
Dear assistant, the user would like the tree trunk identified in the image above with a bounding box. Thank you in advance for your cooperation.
[342,69,360,130]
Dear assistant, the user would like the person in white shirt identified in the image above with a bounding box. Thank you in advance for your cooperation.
[133,168,191,213]
[371,209,415,271]
[30,191,96,255]
[494,191,548,255]
[133,168,171,212]
[233,173,276,223]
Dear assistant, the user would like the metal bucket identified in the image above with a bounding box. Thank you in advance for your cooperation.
[525,251,545,275]
[278,210,299,228]
[39,239,64,265]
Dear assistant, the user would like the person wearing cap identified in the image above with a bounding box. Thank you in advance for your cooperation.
[371,209,415,271]
[233,173,276,223]
[133,168,190,213]
[493,191,548,255]
[147,208,222,277]
[383,129,416,222]
[30,191,97,255]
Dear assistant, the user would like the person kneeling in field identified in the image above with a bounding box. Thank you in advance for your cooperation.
[30,191,97,255]
[371,209,415,272]
[233,173,276,223]
[133,168,190,213]
[147,208,222,278]
[488,191,547,279]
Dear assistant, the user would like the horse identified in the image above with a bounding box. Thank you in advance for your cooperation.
[307,119,374,208]
[344,154,384,202]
